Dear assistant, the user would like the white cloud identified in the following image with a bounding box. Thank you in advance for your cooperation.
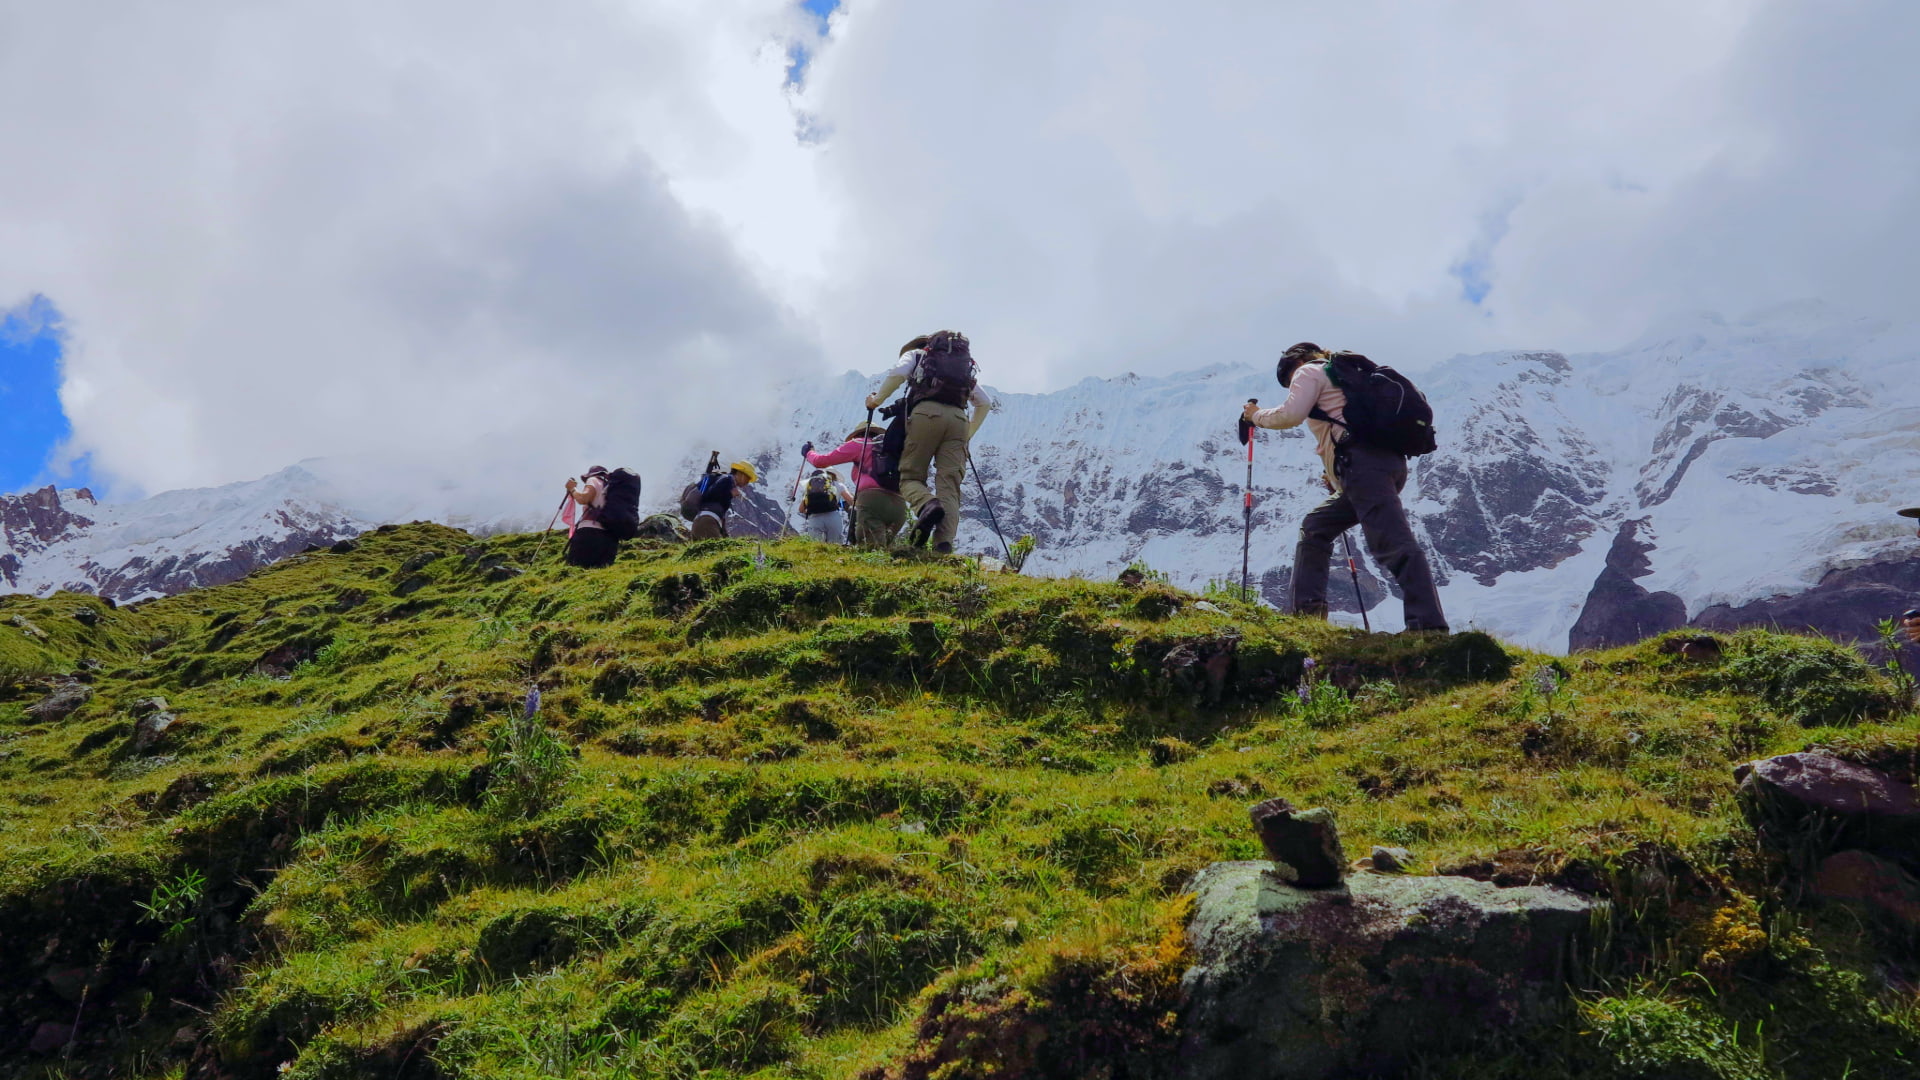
[1,0,1914,509]
[793,0,1915,386]
[0,0,832,511]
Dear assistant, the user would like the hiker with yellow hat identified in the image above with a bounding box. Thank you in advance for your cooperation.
[688,459,757,540]
[804,423,906,547]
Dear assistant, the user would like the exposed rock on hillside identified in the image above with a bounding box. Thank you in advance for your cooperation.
[1179,861,1600,1079]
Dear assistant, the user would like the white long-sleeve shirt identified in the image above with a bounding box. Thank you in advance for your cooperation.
[1248,363,1348,488]
[871,350,992,437]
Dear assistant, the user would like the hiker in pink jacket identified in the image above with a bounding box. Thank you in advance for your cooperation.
[805,423,907,548]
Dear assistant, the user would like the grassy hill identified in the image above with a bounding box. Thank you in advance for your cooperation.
[2,523,1918,1079]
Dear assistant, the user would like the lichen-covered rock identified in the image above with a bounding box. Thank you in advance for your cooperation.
[26,680,92,723]
[129,696,177,752]
[1179,861,1600,1079]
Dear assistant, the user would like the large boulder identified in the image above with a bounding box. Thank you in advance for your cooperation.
[1179,861,1600,1079]
[1735,752,1920,856]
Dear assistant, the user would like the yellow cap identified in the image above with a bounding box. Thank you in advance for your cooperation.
[730,461,758,483]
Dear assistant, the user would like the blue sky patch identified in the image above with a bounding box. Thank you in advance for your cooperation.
[787,0,841,87]
[0,296,88,495]
[1448,194,1521,306]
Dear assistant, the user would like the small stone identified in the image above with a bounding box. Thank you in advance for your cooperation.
[1193,601,1226,614]
[172,1025,199,1047]
[133,713,176,752]
[399,550,446,574]
[1249,798,1346,888]
[71,607,99,628]
[28,1021,72,1054]
[10,614,48,640]
[129,696,169,719]
[328,538,360,554]
[1370,846,1412,873]
[392,574,433,597]
[44,965,90,1002]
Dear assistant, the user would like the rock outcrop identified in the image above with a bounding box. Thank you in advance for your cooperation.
[1568,518,1686,651]
[1735,752,1920,855]
[1179,861,1600,1079]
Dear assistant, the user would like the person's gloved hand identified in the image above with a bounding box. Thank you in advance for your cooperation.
[802,441,814,455]
[864,392,881,410]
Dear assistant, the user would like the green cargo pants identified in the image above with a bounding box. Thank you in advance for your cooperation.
[854,488,907,548]
[899,400,969,547]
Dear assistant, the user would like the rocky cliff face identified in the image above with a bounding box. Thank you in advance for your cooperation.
[0,468,368,603]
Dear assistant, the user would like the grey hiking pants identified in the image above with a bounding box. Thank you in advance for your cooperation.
[1293,440,1449,633]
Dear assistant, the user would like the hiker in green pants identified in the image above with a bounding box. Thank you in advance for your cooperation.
[865,331,990,554]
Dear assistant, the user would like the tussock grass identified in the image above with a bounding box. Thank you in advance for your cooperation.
[0,525,1915,1078]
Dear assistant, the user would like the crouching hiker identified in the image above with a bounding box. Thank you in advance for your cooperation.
[794,469,853,544]
[805,424,906,547]
[865,331,990,553]
[563,465,642,568]
[684,459,757,540]
[1244,342,1448,634]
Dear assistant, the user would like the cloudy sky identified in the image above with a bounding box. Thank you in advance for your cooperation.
[1,0,1915,508]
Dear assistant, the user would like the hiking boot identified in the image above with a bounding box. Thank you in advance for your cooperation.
[932,541,953,555]
[909,501,946,548]
[1401,626,1450,637]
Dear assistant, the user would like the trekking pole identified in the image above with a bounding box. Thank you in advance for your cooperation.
[965,449,1014,563]
[1237,400,1257,603]
[1341,532,1372,633]
[539,491,570,562]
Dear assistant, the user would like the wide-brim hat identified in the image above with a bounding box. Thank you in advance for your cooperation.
[847,424,886,441]
[730,461,759,483]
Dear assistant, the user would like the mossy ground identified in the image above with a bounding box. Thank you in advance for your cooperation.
[0,524,1916,1079]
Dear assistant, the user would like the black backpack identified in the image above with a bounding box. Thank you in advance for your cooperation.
[872,410,905,493]
[803,474,838,515]
[595,469,642,540]
[1307,352,1437,457]
[911,330,977,408]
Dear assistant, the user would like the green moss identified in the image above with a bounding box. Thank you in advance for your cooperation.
[0,525,1916,1079]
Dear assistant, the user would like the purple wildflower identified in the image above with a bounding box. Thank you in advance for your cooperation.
[524,686,541,719]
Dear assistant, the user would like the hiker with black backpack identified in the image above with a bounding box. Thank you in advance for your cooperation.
[804,423,906,548]
[793,469,852,544]
[681,457,757,540]
[865,331,990,554]
[1243,342,1449,634]
[562,465,642,568]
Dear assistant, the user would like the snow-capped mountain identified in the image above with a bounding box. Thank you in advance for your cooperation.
[760,304,1920,651]
[8,305,1917,652]
[0,466,371,603]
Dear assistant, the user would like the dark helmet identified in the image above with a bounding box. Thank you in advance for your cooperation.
[1276,342,1325,388]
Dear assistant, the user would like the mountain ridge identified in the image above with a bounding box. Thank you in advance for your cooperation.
[7,307,1918,653]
